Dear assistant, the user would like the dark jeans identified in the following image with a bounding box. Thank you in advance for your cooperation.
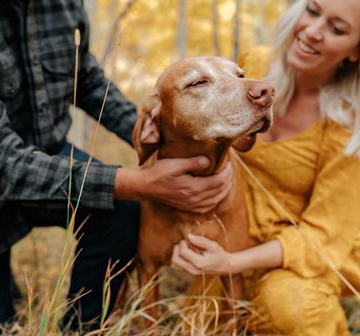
[0,144,140,332]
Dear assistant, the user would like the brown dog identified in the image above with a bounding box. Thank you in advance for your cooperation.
[125,56,273,320]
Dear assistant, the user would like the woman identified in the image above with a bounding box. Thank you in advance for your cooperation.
[171,0,360,335]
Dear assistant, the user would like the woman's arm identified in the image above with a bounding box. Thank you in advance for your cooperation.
[171,234,283,276]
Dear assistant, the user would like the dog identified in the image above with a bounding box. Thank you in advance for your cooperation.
[117,56,273,322]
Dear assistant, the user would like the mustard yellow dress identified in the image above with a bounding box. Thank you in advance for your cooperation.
[242,47,360,335]
[240,118,360,336]
[190,47,360,336]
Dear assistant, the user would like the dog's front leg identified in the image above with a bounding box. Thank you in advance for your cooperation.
[137,263,160,329]
[221,273,245,333]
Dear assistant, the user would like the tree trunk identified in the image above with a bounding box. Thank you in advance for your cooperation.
[287,0,297,6]
[84,0,96,19]
[177,0,187,59]
[101,0,138,66]
[211,0,221,56]
[232,0,241,62]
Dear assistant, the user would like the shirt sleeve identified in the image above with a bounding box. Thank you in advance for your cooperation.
[75,5,137,146]
[0,102,118,210]
[275,121,360,278]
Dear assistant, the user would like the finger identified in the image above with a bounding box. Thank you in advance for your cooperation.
[171,245,182,270]
[157,177,231,213]
[193,167,233,201]
[188,234,219,251]
[194,161,233,191]
[171,244,179,260]
[178,241,207,268]
[206,178,233,208]
[203,173,233,203]
[171,244,201,275]
[190,180,233,213]
[172,156,210,175]
[186,166,232,208]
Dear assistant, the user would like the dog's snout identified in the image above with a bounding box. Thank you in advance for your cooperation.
[247,82,275,108]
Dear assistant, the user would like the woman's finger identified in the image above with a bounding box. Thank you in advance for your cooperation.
[177,240,209,269]
[188,234,220,251]
[171,244,201,275]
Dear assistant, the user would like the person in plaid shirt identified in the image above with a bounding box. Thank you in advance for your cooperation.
[0,0,232,332]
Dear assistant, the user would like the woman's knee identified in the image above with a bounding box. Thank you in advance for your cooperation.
[251,269,345,335]
[253,270,305,329]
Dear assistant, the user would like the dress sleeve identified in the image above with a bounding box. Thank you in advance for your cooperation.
[275,121,360,278]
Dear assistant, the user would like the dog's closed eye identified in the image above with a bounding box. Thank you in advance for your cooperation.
[185,79,209,88]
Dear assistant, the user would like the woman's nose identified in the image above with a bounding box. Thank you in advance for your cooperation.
[305,19,324,41]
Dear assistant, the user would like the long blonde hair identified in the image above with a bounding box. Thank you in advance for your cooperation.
[266,0,360,157]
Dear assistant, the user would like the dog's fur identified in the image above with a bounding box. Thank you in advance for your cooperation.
[117,56,273,320]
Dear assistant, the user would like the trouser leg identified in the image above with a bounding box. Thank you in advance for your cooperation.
[61,200,140,331]
[10,270,22,301]
[0,249,17,324]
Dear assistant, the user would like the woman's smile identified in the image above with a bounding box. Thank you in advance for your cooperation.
[296,37,320,55]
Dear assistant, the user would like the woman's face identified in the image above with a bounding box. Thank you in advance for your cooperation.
[287,0,360,79]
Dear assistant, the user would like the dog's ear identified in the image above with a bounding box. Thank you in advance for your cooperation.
[132,93,161,165]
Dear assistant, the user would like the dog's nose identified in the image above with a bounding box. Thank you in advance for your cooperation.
[247,82,275,108]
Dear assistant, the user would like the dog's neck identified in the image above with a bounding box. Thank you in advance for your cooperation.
[157,139,233,176]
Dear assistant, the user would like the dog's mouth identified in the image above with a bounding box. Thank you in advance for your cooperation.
[244,115,271,138]
[214,116,271,143]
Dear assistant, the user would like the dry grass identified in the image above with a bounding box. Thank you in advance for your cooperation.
[9,228,252,335]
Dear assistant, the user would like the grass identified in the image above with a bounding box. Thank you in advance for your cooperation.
[9,235,253,335]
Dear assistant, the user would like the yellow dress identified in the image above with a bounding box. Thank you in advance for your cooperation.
[189,47,360,336]
[240,118,360,336]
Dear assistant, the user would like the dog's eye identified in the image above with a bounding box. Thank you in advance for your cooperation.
[186,80,208,88]
[237,72,244,78]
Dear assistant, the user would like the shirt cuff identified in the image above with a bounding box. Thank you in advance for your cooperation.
[80,163,118,210]
[275,226,306,271]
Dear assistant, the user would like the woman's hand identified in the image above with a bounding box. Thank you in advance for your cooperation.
[171,234,234,276]
[171,235,284,276]
[115,156,233,214]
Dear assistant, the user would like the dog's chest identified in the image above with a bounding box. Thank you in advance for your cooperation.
[177,215,224,240]
[142,202,227,241]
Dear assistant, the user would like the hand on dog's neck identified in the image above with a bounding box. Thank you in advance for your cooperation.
[158,139,232,176]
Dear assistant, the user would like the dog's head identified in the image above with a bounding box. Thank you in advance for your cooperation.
[133,56,274,165]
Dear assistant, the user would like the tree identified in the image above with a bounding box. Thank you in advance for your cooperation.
[101,0,138,66]
[211,0,221,56]
[232,0,241,62]
[177,0,187,59]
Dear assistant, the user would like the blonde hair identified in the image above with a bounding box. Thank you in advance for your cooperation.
[266,0,360,157]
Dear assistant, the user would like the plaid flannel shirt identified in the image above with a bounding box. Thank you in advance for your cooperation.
[0,1,137,213]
